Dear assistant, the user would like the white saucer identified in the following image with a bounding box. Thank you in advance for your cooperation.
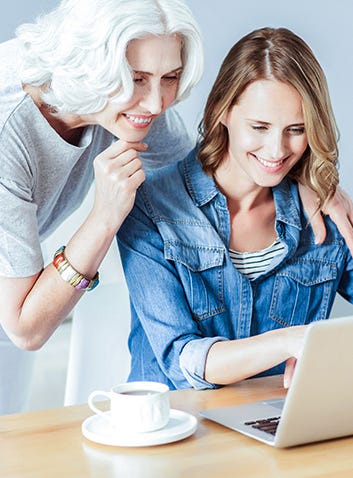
[82,409,197,447]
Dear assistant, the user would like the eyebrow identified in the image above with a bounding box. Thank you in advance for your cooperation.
[247,119,305,127]
[132,66,183,76]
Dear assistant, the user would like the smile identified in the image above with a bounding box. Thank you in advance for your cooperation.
[125,114,153,125]
[252,154,286,169]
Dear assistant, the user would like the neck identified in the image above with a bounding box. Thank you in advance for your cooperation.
[214,158,272,214]
[214,155,277,252]
[23,84,86,146]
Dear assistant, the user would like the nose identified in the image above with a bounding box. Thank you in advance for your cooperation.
[266,130,288,160]
[140,83,163,115]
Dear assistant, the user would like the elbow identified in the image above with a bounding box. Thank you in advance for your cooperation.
[11,333,46,351]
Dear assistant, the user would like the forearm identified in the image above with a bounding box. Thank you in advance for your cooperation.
[1,211,118,350]
[204,327,302,385]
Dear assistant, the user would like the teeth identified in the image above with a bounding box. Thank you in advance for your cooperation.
[256,156,284,168]
[125,114,152,124]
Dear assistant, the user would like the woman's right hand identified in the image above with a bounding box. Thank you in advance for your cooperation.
[282,324,308,388]
[92,139,148,232]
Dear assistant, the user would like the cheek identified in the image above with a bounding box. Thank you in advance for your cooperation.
[292,137,308,156]
[163,85,179,109]
[234,131,263,152]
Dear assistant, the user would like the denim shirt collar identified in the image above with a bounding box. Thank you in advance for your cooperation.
[183,149,302,232]
[183,150,219,207]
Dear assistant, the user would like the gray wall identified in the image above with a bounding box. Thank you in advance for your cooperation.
[3,1,353,316]
[179,1,353,198]
[3,1,352,196]
[1,1,59,42]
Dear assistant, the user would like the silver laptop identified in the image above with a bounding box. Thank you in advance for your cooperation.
[200,316,353,448]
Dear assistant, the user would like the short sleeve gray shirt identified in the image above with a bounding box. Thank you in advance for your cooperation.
[0,39,193,277]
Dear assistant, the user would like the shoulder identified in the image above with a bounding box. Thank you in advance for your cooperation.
[138,159,186,212]
[140,108,193,169]
[0,39,27,132]
[133,150,201,221]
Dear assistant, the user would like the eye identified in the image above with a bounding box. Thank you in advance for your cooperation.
[162,75,180,83]
[287,126,305,135]
[251,125,268,132]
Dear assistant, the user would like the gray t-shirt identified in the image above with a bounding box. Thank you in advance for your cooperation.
[0,39,193,277]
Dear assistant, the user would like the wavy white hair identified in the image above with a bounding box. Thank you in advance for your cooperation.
[16,0,203,114]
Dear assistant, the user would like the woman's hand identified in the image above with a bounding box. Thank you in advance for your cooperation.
[298,183,353,255]
[322,186,353,254]
[282,324,308,389]
[92,139,147,232]
[283,357,297,389]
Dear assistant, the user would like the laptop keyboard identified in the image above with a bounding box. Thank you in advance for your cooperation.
[244,416,281,436]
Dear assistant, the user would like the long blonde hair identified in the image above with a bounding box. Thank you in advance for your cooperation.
[198,27,338,208]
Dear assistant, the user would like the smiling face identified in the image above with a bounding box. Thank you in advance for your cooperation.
[84,34,182,141]
[220,79,308,191]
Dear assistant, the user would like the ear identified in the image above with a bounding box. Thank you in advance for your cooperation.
[220,109,229,127]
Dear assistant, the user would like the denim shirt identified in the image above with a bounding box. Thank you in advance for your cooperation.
[117,149,353,390]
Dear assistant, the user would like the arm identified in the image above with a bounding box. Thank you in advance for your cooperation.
[299,183,353,254]
[118,197,307,389]
[205,326,306,386]
[0,140,146,350]
[118,202,221,389]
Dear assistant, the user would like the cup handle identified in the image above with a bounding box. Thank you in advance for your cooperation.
[88,391,111,419]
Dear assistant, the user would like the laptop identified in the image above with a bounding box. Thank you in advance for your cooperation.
[200,316,353,448]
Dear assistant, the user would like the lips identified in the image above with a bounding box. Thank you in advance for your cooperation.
[124,114,153,128]
[251,153,288,170]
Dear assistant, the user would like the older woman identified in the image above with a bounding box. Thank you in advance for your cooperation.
[118,27,353,391]
[0,0,203,413]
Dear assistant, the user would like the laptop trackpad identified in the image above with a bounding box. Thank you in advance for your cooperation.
[263,398,285,411]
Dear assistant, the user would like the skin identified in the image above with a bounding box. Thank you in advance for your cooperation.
[0,34,182,350]
[205,79,311,388]
[0,34,352,354]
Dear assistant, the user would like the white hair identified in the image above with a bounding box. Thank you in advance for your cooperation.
[16,0,203,114]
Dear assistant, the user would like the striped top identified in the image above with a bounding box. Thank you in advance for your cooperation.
[229,238,285,280]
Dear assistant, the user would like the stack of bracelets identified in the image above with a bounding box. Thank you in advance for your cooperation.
[53,246,99,292]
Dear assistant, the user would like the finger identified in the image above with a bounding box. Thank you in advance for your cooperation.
[128,168,146,190]
[298,183,327,244]
[331,214,353,257]
[309,211,327,245]
[298,182,317,216]
[100,139,148,159]
[118,156,143,179]
[283,357,297,389]
[96,148,142,172]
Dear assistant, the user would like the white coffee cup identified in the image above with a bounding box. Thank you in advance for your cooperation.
[88,381,170,433]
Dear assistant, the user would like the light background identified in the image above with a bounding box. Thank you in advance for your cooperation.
[3,0,352,194]
[2,1,353,316]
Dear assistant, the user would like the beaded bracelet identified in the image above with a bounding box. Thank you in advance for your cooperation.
[53,246,99,292]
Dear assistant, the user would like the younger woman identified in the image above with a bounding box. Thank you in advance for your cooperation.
[118,27,353,390]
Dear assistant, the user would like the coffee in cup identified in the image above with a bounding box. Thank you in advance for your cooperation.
[88,381,170,433]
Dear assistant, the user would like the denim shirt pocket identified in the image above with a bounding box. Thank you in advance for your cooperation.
[165,241,226,320]
[269,258,337,326]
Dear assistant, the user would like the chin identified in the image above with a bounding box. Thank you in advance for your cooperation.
[113,126,152,142]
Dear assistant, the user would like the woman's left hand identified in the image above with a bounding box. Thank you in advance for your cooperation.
[299,183,353,255]
[283,357,297,389]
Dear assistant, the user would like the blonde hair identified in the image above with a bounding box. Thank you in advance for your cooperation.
[17,0,203,114]
[198,27,338,209]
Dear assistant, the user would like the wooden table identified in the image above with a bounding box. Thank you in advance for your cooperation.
[1,375,353,477]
